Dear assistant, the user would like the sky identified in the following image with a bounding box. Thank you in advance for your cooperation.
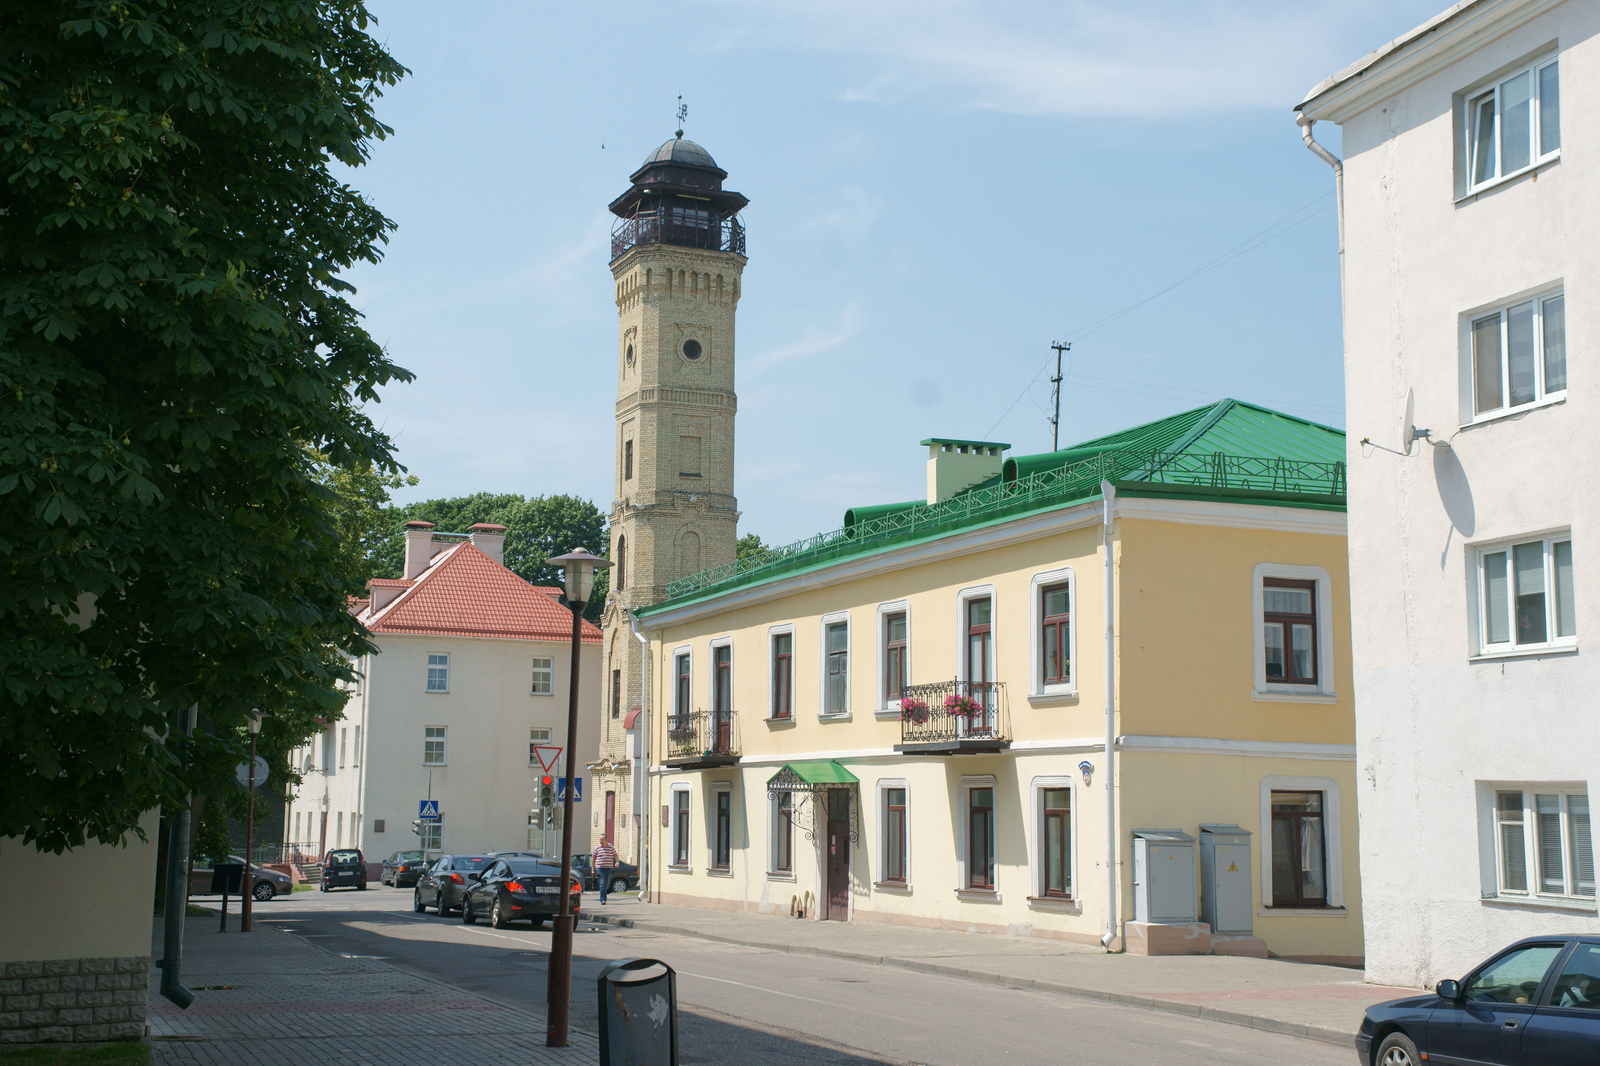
[345,0,1447,547]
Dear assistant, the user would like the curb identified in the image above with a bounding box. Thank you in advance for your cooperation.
[583,911,1357,1049]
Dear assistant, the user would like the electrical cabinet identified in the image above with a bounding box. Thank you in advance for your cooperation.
[1131,829,1197,923]
[1199,824,1254,935]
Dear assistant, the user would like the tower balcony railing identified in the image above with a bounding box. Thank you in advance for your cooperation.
[611,213,746,260]
[664,709,741,769]
[894,680,1009,755]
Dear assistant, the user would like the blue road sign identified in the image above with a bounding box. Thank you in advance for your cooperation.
[557,778,583,803]
[419,800,440,820]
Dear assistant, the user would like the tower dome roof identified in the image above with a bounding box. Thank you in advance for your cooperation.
[642,136,718,169]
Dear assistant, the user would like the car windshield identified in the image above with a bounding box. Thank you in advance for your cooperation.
[328,851,361,865]
[396,851,424,862]
[506,861,560,876]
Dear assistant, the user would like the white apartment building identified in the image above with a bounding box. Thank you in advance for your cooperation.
[1298,0,1597,987]
[286,521,602,866]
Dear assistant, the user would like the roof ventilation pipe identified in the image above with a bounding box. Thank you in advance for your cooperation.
[922,438,1010,505]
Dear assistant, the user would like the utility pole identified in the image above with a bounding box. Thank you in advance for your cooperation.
[1049,341,1070,452]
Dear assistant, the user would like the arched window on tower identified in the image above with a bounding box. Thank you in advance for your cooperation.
[678,531,701,577]
[616,535,627,592]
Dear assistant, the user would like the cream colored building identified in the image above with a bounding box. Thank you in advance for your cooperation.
[287,522,601,868]
[634,402,1366,964]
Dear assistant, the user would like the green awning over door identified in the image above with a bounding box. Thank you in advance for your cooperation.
[767,761,859,792]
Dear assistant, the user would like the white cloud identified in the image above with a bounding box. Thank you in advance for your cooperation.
[697,0,1431,117]
[746,303,862,371]
[804,186,882,241]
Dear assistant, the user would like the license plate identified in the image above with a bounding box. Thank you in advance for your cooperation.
[535,886,559,894]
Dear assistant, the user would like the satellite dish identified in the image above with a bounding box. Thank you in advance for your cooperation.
[1400,388,1416,455]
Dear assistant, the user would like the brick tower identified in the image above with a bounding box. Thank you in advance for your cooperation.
[589,131,747,865]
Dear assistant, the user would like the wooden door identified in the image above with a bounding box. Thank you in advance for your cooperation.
[604,791,616,845]
[824,790,850,921]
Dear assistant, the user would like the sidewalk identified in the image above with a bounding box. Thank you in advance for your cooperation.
[587,896,1419,1047]
[146,917,597,1065]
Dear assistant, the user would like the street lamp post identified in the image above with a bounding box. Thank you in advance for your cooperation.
[241,709,266,932]
[543,547,610,1048]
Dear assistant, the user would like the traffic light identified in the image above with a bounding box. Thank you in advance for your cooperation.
[539,775,555,811]
[411,819,423,837]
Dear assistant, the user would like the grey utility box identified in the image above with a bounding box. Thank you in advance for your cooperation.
[1199,824,1254,935]
[1131,829,1197,924]
[597,958,677,1066]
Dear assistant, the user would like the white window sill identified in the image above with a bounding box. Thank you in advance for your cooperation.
[1455,153,1560,204]
[1470,643,1578,663]
[766,871,796,882]
[1256,906,1348,918]
[874,881,912,894]
[1461,391,1566,430]
[1026,896,1081,913]
[422,763,447,768]
[873,708,904,720]
[766,716,796,727]
[955,888,1001,903]
[818,712,852,723]
[1482,894,1597,915]
[1027,691,1078,706]
[666,864,691,875]
[705,867,733,878]
[426,690,450,695]
[1252,690,1339,705]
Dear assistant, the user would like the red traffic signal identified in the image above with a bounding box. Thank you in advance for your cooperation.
[541,775,553,786]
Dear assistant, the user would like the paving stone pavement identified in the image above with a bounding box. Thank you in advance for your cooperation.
[147,918,597,1064]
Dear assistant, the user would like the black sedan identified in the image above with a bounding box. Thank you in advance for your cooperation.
[381,850,429,888]
[320,849,367,891]
[413,854,492,916]
[460,858,581,929]
[1358,935,1600,1066]
[571,853,638,894]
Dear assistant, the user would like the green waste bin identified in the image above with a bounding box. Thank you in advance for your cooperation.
[597,958,677,1065]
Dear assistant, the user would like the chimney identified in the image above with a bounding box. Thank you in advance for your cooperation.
[467,523,508,565]
[404,520,437,579]
[922,438,1009,505]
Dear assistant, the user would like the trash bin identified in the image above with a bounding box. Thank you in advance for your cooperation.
[597,958,677,1065]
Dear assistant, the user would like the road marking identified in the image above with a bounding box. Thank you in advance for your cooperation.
[676,970,838,1007]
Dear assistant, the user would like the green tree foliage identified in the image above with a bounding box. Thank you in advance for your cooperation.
[0,1,410,851]
[370,493,610,620]
[737,532,767,561]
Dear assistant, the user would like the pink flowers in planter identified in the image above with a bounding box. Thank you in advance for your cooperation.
[899,697,930,724]
[944,694,982,718]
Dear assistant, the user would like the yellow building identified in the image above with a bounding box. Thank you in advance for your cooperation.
[633,400,1363,964]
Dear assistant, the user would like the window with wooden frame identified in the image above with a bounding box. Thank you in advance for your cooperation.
[1476,534,1575,654]
[712,645,732,752]
[884,612,907,703]
[1471,291,1566,419]
[825,620,848,715]
[770,632,793,720]
[1465,56,1559,195]
[615,535,627,591]
[968,787,995,890]
[624,439,634,480]
[1040,584,1070,687]
[713,788,732,870]
[1042,788,1071,898]
[673,790,691,868]
[884,788,907,884]
[673,652,691,729]
[772,792,793,874]
[1270,790,1326,907]
[1262,579,1317,685]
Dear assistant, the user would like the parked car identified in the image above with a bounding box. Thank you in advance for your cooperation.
[486,850,543,860]
[189,856,291,902]
[413,854,492,916]
[320,849,367,891]
[460,858,581,929]
[1357,935,1600,1066]
[381,850,429,887]
[571,853,638,894]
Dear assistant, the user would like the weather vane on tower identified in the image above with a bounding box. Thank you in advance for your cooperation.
[676,95,687,139]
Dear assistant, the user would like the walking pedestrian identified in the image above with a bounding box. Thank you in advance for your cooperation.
[593,835,619,905]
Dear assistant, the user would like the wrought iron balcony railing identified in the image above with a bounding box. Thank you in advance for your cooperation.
[895,680,1009,754]
[611,213,746,260]
[664,710,741,768]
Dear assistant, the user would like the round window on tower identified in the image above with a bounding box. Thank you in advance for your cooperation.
[625,344,635,367]
[682,339,702,360]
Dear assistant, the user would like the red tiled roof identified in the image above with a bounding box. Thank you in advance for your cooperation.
[367,578,412,589]
[365,543,602,643]
[623,708,642,729]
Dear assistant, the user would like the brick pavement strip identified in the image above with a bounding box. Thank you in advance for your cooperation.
[148,919,597,1065]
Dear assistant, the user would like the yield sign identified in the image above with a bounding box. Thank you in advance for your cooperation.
[531,746,563,773]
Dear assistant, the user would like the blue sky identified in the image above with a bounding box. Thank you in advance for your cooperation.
[348,0,1445,546]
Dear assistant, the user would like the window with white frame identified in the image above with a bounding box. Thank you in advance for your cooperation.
[770,791,793,875]
[1470,290,1566,419]
[1475,534,1575,654]
[1029,569,1074,697]
[880,780,908,885]
[427,653,449,692]
[957,776,997,893]
[531,657,554,695]
[340,727,348,769]
[1253,564,1336,700]
[1465,55,1559,194]
[419,820,441,850]
[528,727,552,766]
[672,787,691,868]
[353,725,361,767]
[1494,788,1593,899]
[321,729,336,774]
[424,725,446,765]
[1259,775,1344,910]
[821,613,849,716]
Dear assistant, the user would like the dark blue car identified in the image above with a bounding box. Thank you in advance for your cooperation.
[1358,935,1600,1066]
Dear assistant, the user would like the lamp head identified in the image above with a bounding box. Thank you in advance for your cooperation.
[248,708,265,735]
[545,547,613,608]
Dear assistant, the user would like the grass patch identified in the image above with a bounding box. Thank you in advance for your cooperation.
[0,1044,149,1065]
[291,884,316,892]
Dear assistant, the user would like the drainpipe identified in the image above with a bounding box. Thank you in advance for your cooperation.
[1100,480,1118,950]
[1297,116,1344,286]
[628,610,650,897]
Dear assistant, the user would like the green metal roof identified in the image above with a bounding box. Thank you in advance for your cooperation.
[769,761,860,788]
[641,399,1345,614]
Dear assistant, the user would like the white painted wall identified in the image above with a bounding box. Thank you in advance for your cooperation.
[1308,0,1600,987]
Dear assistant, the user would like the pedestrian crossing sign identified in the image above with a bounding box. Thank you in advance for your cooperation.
[419,800,440,820]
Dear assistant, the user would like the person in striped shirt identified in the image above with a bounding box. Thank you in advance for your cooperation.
[593,836,619,904]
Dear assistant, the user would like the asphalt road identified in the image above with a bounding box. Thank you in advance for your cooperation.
[251,887,1350,1066]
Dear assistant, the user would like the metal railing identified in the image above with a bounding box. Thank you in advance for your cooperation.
[251,842,322,865]
[665,447,1345,599]
[897,680,1009,748]
[664,710,741,764]
[611,213,746,260]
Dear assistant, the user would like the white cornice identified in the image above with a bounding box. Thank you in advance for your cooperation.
[1116,496,1345,536]
[1297,0,1564,123]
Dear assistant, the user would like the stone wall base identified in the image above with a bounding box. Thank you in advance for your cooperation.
[0,955,148,1045]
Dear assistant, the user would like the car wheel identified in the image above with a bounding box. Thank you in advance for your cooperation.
[413,888,426,913]
[252,881,275,902]
[462,897,476,925]
[1377,1032,1421,1066]
[610,877,629,895]
[491,898,509,929]
[530,916,546,929]
[439,893,453,916]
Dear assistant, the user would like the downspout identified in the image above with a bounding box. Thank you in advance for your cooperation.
[1100,480,1118,951]
[354,653,369,853]
[628,610,650,898]
[1297,116,1344,286]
